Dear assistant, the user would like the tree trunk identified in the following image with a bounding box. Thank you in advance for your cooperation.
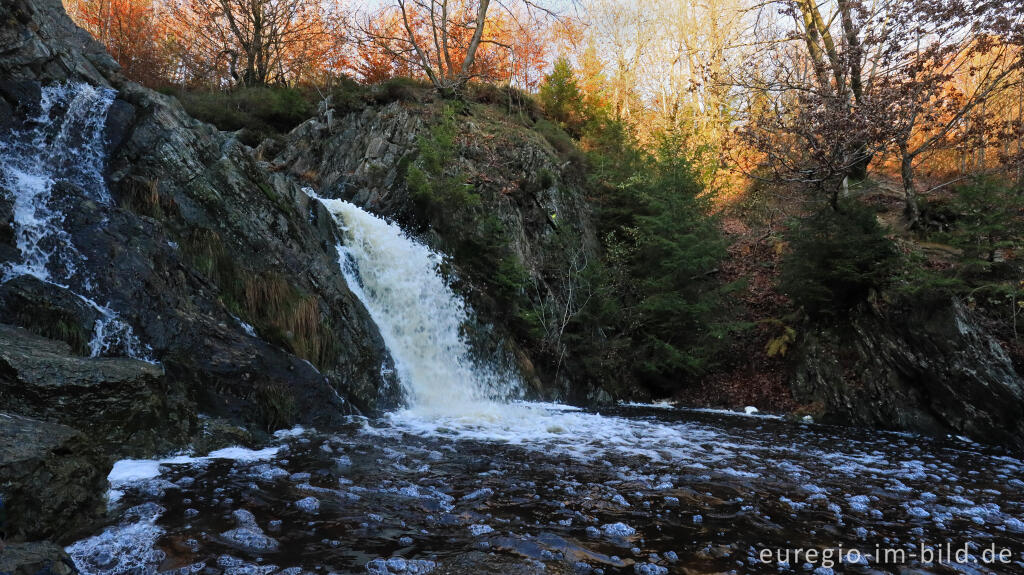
[900,145,920,227]
[847,142,872,181]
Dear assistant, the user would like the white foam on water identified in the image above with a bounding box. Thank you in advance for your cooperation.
[108,446,281,487]
[671,405,782,419]
[0,82,149,359]
[314,196,521,416]
[66,504,165,575]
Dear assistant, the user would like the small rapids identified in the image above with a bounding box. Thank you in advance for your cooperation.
[0,81,148,359]
[67,200,1024,574]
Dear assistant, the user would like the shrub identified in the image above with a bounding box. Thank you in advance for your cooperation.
[469,82,541,120]
[369,77,433,104]
[949,177,1024,267]
[177,86,315,144]
[780,201,897,316]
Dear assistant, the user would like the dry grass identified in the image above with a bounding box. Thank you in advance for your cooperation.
[243,273,338,369]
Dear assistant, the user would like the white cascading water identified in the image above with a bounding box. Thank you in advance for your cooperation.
[314,195,700,451]
[316,197,522,417]
[0,82,149,359]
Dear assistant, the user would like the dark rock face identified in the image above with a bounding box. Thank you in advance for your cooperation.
[0,324,191,457]
[791,300,1024,449]
[0,0,400,436]
[0,0,117,86]
[0,412,108,543]
[0,542,77,575]
[0,276,102,356]
[276,101,600,400]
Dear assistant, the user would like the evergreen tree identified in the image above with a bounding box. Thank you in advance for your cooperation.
[538,57,585,136]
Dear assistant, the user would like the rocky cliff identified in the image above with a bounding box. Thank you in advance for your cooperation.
[274,94,600,398]
[0,0,401,446]
[790,299,1024,450]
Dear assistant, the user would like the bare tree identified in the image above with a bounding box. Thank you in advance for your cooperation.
[355,0,560,95]
[166,0,337,87]
[739,0,1024,224]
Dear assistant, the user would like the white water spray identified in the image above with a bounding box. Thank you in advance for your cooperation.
[0,82,149,359]
[316,197,521,416]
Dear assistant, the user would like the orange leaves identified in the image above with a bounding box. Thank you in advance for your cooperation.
[352,1,555,90]
[65,0,169,87]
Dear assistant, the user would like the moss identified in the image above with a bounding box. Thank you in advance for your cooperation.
[258,181,279,202]
[179,228,338,368]
[180,228,245,314]
[18,316,91,356]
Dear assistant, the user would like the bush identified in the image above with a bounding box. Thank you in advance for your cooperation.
[178,86,315,144]
[369,77,433,104]
[949,177,1024,266]
[780,201,897,316]
[468,82,541,121]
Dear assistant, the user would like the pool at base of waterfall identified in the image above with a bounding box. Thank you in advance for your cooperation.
[68,403,1024,575]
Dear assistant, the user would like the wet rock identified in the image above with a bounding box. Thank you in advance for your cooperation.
[0,412,108,543]
[0,276,102,355]
[295,496,320,513]
[435,552,546,575]
[192,417,255,455]
[0,542,77,575]
[220,509,279,553]
[103,97,135,154]
[792,300,1024,449]
[0,323,191,456]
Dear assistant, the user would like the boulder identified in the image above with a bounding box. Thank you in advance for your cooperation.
[0,542,77,575]
[0,324,192,456]
[0,276,102,356]
[0,413,108,543]
[791,300,1024,449]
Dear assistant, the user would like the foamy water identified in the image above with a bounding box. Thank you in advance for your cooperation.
[314,196,522,415]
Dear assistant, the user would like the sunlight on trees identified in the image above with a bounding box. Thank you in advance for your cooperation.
[64,0,1024,227]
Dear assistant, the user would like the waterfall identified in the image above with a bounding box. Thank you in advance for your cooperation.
[1,82,149,359]
[315,197,522,416]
